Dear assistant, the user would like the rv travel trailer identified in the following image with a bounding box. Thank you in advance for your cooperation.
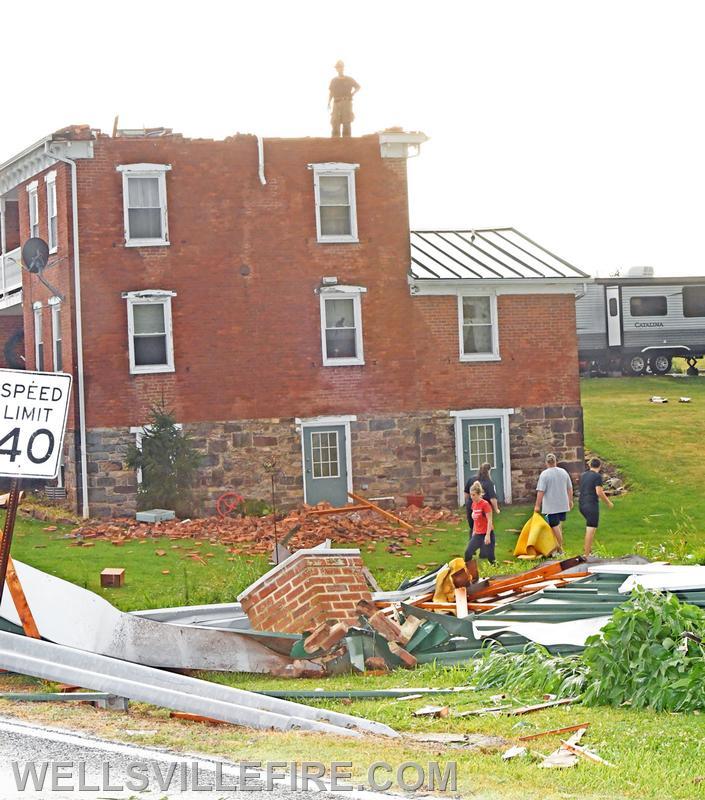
[576,267,705,375]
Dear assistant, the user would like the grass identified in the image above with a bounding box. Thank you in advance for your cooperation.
[4,374,705,799]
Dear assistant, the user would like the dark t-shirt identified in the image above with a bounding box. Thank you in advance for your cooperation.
[464,476,497,502]
[329,75,360,100]
[579,470,603,505]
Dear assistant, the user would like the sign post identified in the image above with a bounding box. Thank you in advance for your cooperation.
[0,369,72,606]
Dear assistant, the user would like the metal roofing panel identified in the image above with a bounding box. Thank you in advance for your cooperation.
[410,228,588,281]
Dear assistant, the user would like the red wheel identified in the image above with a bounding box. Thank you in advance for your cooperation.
[216,492,244,518]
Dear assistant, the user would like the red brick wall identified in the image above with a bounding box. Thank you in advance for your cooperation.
[0,316,23,369]
[17,133,579,433]
[239,550,371,633]
[3,201,20,251]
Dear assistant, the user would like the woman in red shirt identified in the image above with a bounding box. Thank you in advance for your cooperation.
[464,481,496,564]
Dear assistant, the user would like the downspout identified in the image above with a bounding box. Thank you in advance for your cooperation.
[44,143,89,519]
[256,136,267,186]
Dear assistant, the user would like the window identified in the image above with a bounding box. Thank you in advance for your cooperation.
[310,163,358,243]
[608,298,618,316]
[630,295,667,316]
[459,294,499,361]
[468,423,496,472]
[123,290,176,374]
[683,286,705,317]
[27,181,39,239]
[319,286,365,366]
[45,171,58,252]
[33,302,44,371]
[50,297,62,371]
[117,164,171,247]
[311,430,340,479]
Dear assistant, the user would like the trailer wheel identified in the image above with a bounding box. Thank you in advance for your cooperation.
[650,355,672,375]
[623,355,646,376]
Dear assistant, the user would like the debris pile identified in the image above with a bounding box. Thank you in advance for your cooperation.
[68,504,460,553]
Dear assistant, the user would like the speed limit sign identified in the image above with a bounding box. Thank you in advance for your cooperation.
[0,369,72,479]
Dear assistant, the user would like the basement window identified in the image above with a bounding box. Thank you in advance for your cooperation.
[123,290,176,374]
[319,285,366,366]
[310,163,359,243]
[117,164,171,247]
[45,171,58,252]
[27,181,39,239]
[459,294,500,361]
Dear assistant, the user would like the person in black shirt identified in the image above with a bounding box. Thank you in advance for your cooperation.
[464,462,500,561]
[579,458,614,557]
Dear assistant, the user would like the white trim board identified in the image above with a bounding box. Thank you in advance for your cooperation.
[296,414,355,505]
[409,278,589,296]
[451,408,514,505]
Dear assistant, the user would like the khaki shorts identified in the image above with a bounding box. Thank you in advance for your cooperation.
[331,98,354,125]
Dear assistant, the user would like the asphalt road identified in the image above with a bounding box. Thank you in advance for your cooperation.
[0,716,394,800]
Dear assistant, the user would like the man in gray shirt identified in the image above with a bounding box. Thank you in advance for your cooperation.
[534,453,574,554]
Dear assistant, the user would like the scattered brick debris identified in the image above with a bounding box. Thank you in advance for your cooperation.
[68,504,460,554]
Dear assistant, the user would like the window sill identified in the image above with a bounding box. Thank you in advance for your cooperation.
[125,239,171,248]
[459,354,502,363]
[130,365,175,375]
[322,358,365,367]
[317,236,359,245]
[49,247,58,255]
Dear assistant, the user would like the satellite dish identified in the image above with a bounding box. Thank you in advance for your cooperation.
[21,238,49,274]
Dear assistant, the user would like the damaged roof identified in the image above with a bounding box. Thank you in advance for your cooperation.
[410,228,589,281]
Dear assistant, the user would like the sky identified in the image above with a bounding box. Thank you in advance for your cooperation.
[2,0,703,278]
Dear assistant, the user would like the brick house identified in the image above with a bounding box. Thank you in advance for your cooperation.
[0,125,588,517]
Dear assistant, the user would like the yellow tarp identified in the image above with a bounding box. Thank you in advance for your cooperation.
[513,512,558,558]
[433,557,468,604]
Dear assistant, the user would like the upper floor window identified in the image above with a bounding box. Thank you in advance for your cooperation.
[117,164,171,247]
[123,290,176,374]
[33,302,44,371]
[26,181,39,239]
[319,285,366,366]
[45,171,58,253]
[458,294,500,362]
[309,163,359,243]
[630,295,667,317]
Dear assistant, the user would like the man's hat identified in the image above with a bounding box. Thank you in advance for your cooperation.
[334,60,344,69]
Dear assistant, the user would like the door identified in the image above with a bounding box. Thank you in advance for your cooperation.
[605,285,622,347]
[303,424,349,506]
[461,418,505,502]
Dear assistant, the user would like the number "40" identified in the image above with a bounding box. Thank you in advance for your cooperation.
[0,428,55,464]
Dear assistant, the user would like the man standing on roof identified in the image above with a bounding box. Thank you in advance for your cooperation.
[329,60,360,138]
[534,453,574,555]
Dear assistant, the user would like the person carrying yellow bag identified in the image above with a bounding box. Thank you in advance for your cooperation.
[514,511,558,558]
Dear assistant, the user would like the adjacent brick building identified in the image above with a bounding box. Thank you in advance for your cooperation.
[0,125,588,517]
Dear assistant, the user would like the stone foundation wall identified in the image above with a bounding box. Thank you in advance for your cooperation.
[82,404,584,517]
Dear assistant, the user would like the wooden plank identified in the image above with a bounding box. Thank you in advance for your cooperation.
[508,697,578,715]
[5,557,40,639]
[348,491,414,530]
[560,740,614,766]
[307,505,371,516]
[454,587,468,618]
[519,723,591,742]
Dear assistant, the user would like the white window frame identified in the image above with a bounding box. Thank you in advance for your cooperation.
[458,293,500,362]
[49,295,62,372]
[450,408,514,505]
[123,290,176,375]
[44,170,58,253]
[130,423,182,485]
[33,301,44,371]
[117,163,171,247]
[26,180,39,239]
[318,285,366,366]
[309,162,359,243]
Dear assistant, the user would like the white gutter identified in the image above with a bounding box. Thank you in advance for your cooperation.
[44,142,89,519]
[256,135,266,185]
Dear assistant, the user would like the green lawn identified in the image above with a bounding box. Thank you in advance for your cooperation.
[4,374,705,800]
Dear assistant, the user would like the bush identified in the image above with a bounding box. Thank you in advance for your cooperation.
[582,589,705,712]
[126,406,202,518]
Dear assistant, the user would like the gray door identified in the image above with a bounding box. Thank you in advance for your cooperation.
[303,424,349,506]
[461,417,505,502]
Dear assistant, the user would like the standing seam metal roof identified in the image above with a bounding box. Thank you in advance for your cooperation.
[410,228,588,281]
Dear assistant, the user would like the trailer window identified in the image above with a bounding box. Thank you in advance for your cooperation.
[630,296,667,316]
[683,286,705,317]
[608,298,618,316]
